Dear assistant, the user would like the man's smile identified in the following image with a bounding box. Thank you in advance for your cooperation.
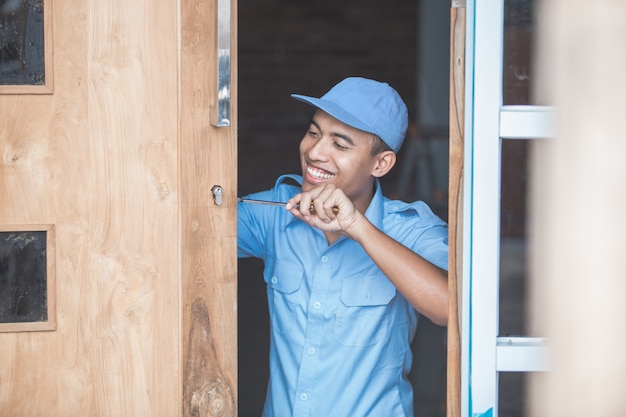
[306,166,335,180]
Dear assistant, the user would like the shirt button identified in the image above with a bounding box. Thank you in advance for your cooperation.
[313,301,321,309]
[270,276,278,284]
[300,393,308,401]
[308,347,316,355]
[321,256,329,263]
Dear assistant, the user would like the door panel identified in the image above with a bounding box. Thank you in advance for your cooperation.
[0,0,237,416]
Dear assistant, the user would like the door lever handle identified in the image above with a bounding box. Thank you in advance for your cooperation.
[211,0,230,127]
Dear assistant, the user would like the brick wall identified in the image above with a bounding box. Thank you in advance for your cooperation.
[238,0,419,195]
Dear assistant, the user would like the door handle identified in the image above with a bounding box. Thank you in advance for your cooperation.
[212,0,231,127]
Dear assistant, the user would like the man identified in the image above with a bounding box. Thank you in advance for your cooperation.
[238,77,448,417]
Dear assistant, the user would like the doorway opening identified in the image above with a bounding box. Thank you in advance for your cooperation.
[237,2,450,416]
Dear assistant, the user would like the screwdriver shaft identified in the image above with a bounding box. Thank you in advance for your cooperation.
[238,198,339,214]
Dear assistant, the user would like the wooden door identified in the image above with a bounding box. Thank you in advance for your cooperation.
[0,0,237,416]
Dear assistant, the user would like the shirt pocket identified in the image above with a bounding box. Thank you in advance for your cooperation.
[334,274,397,347]
[264,260,304,335]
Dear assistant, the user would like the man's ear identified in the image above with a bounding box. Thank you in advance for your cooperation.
[372,151,397,178]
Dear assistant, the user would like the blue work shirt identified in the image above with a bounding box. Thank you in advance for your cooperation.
[238,175,448,417]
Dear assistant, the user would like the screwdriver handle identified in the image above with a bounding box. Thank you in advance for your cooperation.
[295,202,339,215]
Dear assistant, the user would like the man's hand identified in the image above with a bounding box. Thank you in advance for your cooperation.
[285,184,361,234]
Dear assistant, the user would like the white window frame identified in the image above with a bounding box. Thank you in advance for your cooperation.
[462,1,553,416]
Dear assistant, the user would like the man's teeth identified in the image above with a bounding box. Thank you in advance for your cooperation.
[307,167,335,179]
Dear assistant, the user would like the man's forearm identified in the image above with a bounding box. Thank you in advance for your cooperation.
[346,213,449,326]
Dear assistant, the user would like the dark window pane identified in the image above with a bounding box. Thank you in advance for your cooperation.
[0,231,48,323]
[499,372,527,417]
[0,0,46,85]
[503,0,534,105]
[499,139,529,336]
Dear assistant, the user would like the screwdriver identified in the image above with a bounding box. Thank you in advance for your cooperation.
[238,197,339,214]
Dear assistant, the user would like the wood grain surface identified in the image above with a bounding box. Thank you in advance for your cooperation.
[447,5,465,417]
[0,0,233,416]
[180,0,238,416]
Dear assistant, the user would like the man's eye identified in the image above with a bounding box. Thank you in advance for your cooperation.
[334,142,348,151]
[308,130,320,138]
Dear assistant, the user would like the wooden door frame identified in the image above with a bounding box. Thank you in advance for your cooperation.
[448,2,465,417]
[180,0,238,415]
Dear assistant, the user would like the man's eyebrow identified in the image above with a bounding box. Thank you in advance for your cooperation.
[310,118,355,146]
[310,119,321,130]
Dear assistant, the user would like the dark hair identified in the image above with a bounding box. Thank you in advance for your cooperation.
[370,134,393,156]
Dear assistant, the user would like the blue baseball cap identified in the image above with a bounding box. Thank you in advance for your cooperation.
[291,77,409,153]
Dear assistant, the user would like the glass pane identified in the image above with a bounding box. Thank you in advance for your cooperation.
[503,0,534,105]
[498,372,527,417]
[0,0,46,85]
[0,231,48,323]
[499,139,529,337]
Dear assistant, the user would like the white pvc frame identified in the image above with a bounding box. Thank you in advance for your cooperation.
[462,1,553,416]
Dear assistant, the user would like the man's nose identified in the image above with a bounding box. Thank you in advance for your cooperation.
[307,136,330,160]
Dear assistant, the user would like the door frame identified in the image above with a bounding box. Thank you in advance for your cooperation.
[454,1,554,416]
